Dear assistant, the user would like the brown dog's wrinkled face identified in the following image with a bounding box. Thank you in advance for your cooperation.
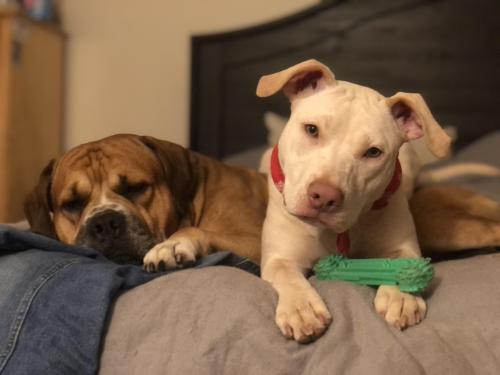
[25,134,195,264]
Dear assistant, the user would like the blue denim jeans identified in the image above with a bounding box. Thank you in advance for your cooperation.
[0,226,259,375]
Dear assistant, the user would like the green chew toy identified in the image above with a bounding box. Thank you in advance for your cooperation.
[314,256,434,294]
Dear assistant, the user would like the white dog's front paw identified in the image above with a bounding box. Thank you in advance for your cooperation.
[143,236,198,272]
[276,289,332,343]
[374,285,427,330]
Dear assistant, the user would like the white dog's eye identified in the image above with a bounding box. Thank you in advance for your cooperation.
[304,124,319,138]
[364,147,383,158]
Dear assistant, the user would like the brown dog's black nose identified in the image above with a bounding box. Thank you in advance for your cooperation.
[88,210,126,242]
[307,182,344,212]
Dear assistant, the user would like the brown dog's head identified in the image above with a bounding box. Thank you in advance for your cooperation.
[24,134,198,264]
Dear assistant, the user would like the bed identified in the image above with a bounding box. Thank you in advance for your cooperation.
[2,0,500,374]
[101,0,500,373]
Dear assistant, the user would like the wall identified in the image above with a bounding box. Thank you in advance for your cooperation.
[59,0,318,150]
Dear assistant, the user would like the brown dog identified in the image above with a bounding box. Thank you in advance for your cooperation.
[24,133,499,272]
[24,134,268,268]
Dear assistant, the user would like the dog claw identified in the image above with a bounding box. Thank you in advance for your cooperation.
[157,260,166,272]
[175,253,184,265]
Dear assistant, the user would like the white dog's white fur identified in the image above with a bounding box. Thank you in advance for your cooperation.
[256,60,451,343]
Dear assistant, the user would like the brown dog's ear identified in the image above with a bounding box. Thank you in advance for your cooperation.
[139,136,197,217]
[256,59,336,101]
[387,92,451,159]
[24,159,57,238]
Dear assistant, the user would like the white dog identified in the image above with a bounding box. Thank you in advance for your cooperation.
[256,60,451,343]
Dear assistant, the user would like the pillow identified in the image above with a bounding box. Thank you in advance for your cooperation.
[263,111,287,146]
[222,111,287,169]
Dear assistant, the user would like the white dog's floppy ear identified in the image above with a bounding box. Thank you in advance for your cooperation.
[387,92,451,158]
[256,59,336,101]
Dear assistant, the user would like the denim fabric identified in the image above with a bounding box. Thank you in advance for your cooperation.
[0,226,259,375]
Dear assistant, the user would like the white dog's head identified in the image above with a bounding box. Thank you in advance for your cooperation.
[257,59,451,233]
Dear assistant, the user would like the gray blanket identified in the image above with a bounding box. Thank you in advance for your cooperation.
[100,253,500,375]
[100,132,500,374]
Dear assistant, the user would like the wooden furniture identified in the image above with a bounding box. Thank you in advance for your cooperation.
[0,6,64,222]
[190,0,500,160]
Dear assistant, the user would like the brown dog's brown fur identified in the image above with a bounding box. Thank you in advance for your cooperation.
[24,134,268,264]
[411,186,500,252]
[24,134,499,265]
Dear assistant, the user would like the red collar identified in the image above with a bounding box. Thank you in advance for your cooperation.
[270,145,402,255]
[270,146,286,193]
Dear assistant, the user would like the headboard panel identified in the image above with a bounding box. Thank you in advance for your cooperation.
[191,0,500,160]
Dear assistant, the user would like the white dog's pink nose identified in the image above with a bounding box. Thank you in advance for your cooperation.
[307,182,343,212]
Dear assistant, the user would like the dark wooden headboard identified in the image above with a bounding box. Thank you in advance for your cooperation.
[190,0,500,160]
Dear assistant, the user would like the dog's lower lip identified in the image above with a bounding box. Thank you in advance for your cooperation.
[294,214,325,227]
[293,212,347,231]
[284,201,345,228]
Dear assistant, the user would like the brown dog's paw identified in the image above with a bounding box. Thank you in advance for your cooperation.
[275,289,332,343]
[374,285,427,330]
[143,237,198,272]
